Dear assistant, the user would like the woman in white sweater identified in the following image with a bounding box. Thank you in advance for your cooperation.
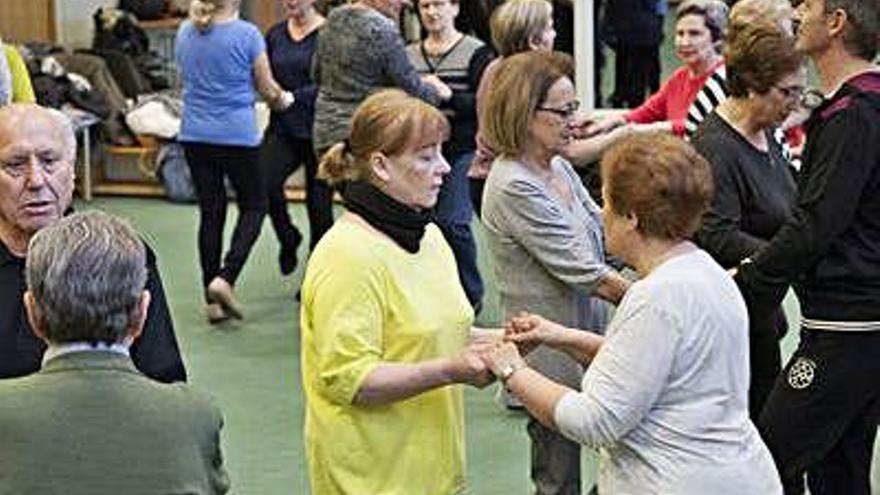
[481,133,782,494]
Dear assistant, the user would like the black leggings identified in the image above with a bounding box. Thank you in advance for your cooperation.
[263,130,334,250]
[183,143,266,296]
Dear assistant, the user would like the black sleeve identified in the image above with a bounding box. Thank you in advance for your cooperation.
[130,242,187,383]
[468,45,495,90]
[736,103,879,316]
[694,136,767,268]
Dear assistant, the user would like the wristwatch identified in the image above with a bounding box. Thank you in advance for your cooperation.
[499,361,527,384]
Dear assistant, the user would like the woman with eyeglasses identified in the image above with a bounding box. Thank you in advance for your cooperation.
[481,51,630,495]
[692,22,805,419]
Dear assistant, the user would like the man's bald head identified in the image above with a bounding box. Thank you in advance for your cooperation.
[0,104,77,161]
[0,104,77,254]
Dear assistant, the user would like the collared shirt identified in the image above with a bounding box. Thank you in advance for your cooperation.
[0,239,187,382]
[43,342,131,366]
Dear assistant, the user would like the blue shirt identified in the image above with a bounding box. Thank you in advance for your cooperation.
[266,21,319,140]
[175,20,265,147]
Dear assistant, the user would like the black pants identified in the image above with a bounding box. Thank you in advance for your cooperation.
[611,43,660,108]
[263,130,334,250]
[748,307,787,419]
[757,328,880,495]
[183,143,266,296]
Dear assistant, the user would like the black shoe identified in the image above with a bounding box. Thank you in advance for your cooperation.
[279,231,303,276]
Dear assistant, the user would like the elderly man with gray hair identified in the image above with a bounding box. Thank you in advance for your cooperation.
[0,103,185,382]
[0,210,229,494]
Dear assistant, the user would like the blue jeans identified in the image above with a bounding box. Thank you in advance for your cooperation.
[436,151,483,309]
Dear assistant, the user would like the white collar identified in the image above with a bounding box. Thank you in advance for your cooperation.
[43,341,131,366]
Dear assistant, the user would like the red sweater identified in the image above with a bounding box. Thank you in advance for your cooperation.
[626,59,724,135]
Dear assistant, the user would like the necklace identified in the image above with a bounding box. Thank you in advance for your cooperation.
[420,32,464,73]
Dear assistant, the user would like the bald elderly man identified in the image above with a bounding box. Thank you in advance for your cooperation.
[0,103,186,382]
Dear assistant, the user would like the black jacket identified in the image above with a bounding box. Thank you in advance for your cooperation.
[736,72,880,324]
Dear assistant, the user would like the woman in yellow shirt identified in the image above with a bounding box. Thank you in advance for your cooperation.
[300,89,494,495]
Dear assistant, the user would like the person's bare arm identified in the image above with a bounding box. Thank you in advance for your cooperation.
[353,342,495,406]
[253,52,293,110]
[480,342,571,428]
[505,312,604,366]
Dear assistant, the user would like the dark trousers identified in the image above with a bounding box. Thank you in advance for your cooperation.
[748,307,787,419]
[183,143,266,295]
[528,416,581,495]
[470,177,486,219]
[611,43,660,108]
[757,328,880,495]
[437,152,484,309]
[263,130,334,250]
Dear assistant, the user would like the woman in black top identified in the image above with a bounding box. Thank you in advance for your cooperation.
[262,0,330,274]
[692,22,804,418]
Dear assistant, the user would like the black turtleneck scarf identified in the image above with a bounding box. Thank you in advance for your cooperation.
[341,181,433,253]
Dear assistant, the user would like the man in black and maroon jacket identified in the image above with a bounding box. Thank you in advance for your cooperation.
[734,0,880,493]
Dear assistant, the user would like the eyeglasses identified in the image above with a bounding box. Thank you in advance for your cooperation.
[537,100,580,119]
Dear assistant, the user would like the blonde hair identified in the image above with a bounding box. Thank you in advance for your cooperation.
[319,89,449,185]
[490,0,553,57]
[729,0,794,36]
[481,51,573,158]
[189,0,238,32]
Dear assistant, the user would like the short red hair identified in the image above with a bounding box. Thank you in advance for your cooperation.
[601,133,714,241]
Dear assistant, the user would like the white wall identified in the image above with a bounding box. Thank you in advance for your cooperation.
[55,0,116,49]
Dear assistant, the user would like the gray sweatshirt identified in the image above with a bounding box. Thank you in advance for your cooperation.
[554,248,782,494]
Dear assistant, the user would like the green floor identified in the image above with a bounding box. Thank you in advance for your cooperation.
[78,197,878,494]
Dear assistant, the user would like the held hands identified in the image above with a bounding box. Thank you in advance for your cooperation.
[477,341,527,381]
[503,311,565,356]
[452,314,568,387]
[450,342,496,389]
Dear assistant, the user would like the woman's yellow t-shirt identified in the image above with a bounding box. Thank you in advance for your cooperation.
[300,219,473,495]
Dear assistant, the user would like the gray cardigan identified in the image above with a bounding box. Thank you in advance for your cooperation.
[312,5,441,152]
[481,156,612,388]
